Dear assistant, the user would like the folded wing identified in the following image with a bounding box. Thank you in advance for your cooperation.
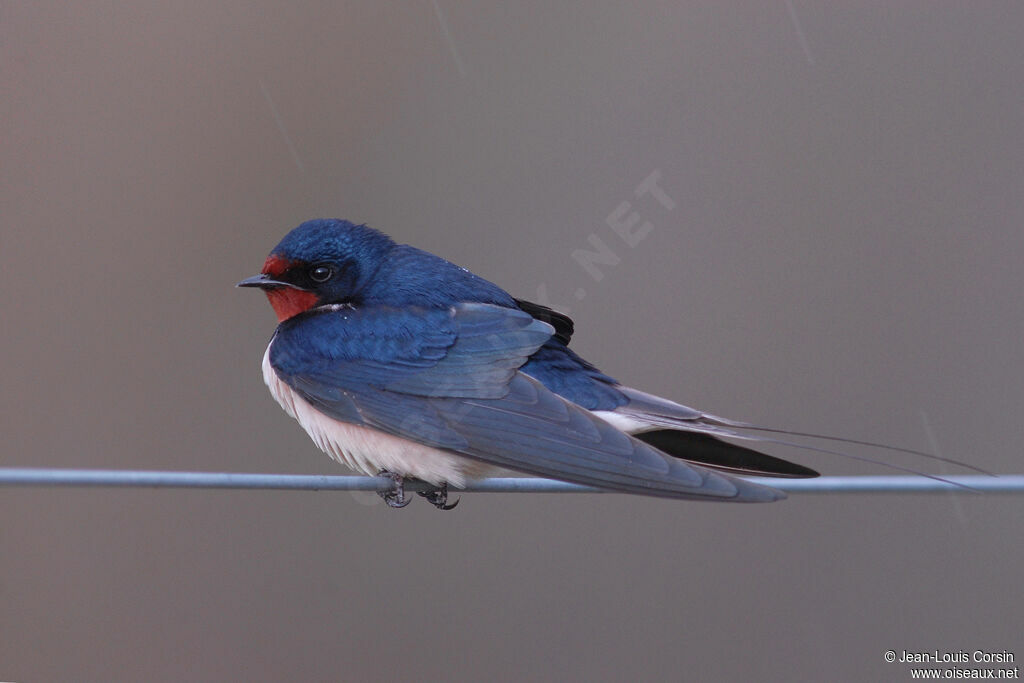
[269,303,784,502]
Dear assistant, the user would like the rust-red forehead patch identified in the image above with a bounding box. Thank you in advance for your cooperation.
[262,254,293,277]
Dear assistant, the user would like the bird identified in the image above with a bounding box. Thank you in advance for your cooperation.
[238,219,972,508]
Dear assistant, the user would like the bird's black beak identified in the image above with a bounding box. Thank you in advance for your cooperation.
[236,274,307,290]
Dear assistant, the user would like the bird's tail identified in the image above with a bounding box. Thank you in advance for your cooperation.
[611,386,991,489]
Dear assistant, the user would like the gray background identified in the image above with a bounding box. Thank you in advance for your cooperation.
[2,3,1022,681]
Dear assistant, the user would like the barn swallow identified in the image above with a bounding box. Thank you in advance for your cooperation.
[239,219,969,508]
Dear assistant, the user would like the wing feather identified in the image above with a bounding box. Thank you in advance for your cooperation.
[269,304,783,502]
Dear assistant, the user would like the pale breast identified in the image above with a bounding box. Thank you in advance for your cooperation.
[261,345,496,487]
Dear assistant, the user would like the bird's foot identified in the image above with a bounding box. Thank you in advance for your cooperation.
[417,483,460,511]
[376,470,411,508]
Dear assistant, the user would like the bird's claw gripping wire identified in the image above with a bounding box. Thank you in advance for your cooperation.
[418,483,460,510]
[376,470,412,508]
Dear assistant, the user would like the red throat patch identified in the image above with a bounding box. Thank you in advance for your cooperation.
[260,254,317,321]
[265,288,319,322]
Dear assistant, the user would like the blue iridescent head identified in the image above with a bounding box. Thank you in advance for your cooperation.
[237,219,395,321]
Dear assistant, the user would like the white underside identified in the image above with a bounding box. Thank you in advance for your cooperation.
[262,345,497,487]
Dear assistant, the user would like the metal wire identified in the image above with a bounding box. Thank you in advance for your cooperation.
[0,468,1022,495]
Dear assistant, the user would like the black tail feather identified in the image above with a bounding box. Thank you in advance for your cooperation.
[634,429,820,478]
[701,418,993,476]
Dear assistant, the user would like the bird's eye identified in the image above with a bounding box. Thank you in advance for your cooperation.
[309,265,333,283]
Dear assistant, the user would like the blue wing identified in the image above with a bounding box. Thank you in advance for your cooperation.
[269,303,783,502]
